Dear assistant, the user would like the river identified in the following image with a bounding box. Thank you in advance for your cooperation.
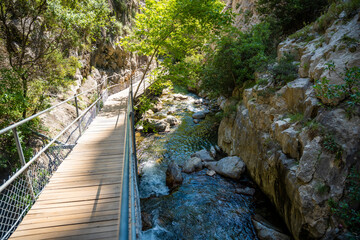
[136,88,288,240]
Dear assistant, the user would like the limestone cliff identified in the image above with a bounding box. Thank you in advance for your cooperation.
[218,9,360,240]
[224,0,260,31]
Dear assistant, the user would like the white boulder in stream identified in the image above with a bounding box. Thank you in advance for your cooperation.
[182,157,203,173]
[191,149,214,162]
[204,156,245,180]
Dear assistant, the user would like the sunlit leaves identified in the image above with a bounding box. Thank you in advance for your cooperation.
[121,0,232,67]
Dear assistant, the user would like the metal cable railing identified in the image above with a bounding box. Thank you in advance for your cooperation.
[0,77,112,240]
[119,80,142,240]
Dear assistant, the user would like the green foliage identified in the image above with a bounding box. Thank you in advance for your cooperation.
[122,0,231,56]
[288,113,305,123]
[256,78,269,86]
[313,0,360,33]
[256,0,329,35]
[322,133,343,161]
[0,0,112,175]
[161,54,203,89]
[121,0,232,90]
[271,54,298,86]
[135,80,172,115]
[200,23,271,97]
[313,66,360,116]
[316,183,330,195]
[329,167,360,237]
[223,103,238,118]
[289,24,313,41]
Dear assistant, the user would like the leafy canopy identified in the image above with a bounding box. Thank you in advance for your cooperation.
[121,0,232,87]
[0,0,112,173]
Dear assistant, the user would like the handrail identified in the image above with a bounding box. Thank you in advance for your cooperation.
[0,76,117,194]
[119,78,141,239]
[0,96,102,192]
[0,77,107,135]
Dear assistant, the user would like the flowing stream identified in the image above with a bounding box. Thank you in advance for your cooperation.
[136,88,287,240]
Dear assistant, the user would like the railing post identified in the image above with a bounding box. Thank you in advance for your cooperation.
[12,128,36,200]
[74,94,82,136]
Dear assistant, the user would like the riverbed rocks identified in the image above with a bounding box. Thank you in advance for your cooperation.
[191,149,214,162]
[204,156,246,180]
[166,162,183,190]
[182,157,203,173]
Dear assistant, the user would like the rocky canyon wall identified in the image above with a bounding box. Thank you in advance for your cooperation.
[218,6,360,240]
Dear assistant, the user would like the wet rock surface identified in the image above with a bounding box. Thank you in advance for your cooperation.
[191,149,214,162]
[182,157,203,173]
[165,162,183,191]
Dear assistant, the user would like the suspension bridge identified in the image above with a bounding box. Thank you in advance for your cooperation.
[0,75,147,240]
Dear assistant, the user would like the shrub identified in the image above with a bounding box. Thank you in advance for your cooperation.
[200,23,271,97]
[329,167,360,237]
[256,0,329,35]
[271,54,298,85]
[313,0,360,33]
[313,66,360,116]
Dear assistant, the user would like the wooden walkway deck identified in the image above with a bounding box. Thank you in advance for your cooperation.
[10,92,128,240]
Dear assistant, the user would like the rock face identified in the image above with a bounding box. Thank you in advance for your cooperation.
[217,11,360,240]
[204,156,246,180]
[224,0,260,31]
[278,12,360,105]
[165,162,183,191]
[182,157,203,173]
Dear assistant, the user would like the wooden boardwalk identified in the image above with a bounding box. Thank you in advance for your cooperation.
[10,92,128,240]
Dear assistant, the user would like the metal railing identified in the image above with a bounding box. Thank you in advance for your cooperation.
[119,80,142,240]
[0,78,111,240]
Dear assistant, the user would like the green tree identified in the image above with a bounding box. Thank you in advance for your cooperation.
[0,0,112,173]
[201,23,271,97]
[121,0,232,95]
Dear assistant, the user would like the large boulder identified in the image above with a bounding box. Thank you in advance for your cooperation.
[191,149,214,162]
[182,157,203,173]
[204,156,246,179]
[166,162,183,190]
